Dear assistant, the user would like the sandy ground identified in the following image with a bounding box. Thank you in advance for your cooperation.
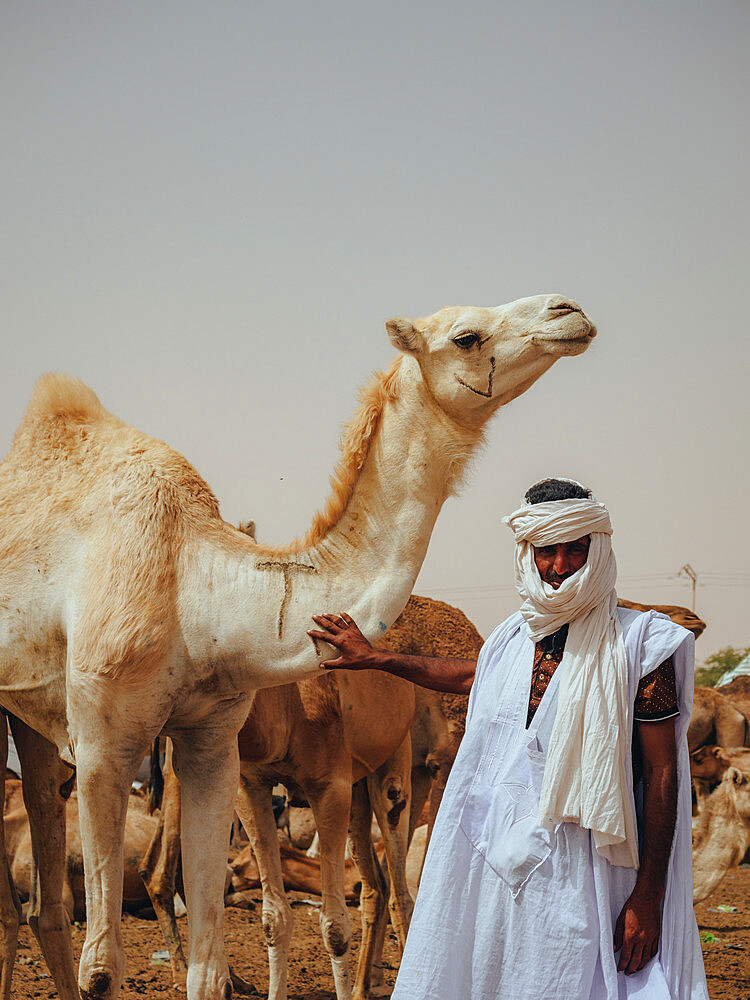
[9,869,750,999]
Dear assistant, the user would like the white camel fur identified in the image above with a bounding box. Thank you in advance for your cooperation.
[0,295,595,1000]
[692,766,750,902]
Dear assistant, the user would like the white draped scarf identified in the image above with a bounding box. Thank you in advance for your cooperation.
[502,497,639,869]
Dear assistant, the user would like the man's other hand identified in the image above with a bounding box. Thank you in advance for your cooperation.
[613,884,663,974]
[308,613,377,670]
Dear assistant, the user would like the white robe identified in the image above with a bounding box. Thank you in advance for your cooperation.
[392,609,708,1000]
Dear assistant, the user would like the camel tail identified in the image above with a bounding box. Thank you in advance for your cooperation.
[147,737,164,814]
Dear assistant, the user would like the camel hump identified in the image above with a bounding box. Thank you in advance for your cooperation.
[24,373,109,425]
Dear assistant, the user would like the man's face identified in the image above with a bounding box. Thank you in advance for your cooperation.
[533,535,591,589]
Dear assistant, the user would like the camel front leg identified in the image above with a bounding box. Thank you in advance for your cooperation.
[366,736,414,951]
[9,718,79,1000]
[74,735,147,1000]
[234,772,292,1000]
[308,778,353,1000]
[172,705,249,1000]
[348,778,389,1000]
[0,719,22,1000]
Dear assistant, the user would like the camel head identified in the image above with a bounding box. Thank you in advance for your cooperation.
[690,745,733,785]
[724,766,750,820]
[386,294,595,427]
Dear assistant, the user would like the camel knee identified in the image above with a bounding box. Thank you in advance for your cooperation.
[383,778,407,828]
[359,881,386,924]
[320,908,351,958]
[261,897,293,950]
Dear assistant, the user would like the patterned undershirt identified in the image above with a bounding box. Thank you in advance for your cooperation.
[527,623,679,729]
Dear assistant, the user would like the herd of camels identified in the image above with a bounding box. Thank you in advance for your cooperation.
[0,293,747,1000]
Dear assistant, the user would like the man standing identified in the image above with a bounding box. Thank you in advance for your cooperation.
[309,479,707,1000]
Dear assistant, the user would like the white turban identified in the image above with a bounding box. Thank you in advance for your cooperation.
[503,497,639,869]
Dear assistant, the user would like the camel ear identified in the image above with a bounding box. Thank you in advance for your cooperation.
[727,767,744,785]
[386,318,422,354]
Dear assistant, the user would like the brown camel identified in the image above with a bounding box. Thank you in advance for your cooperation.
[689,745,750,806]
[692,766,750,902]
[227,840,370,906]
[719,676,750,699]
[375,595,482,853]
[687,687,748,754]
[3,778,159,922]
[616,599,706,639]
[141,668,417,1000]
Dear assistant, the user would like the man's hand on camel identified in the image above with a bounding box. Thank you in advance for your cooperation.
[308,613,379,670]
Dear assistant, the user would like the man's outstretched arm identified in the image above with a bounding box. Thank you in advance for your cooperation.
[307,612,476,695]
[614,717,678,975]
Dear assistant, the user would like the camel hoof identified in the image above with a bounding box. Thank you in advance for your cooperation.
[230,968,257,995]
[80,970,112,1000]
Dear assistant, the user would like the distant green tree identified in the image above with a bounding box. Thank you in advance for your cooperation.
[695,646,750,688]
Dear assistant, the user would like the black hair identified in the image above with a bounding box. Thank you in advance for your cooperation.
[524,478,592,505]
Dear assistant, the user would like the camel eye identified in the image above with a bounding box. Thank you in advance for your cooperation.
[453,331,481,350]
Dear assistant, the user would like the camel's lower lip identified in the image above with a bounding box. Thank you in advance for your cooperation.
[531,332,594,352]
[537,331,595,344]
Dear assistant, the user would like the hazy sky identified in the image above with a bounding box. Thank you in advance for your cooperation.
[2,1,748,662]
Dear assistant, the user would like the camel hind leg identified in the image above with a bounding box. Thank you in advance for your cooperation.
[0,717,23,1000]
[348,778,389,1000]
[307,777,353,1000]
[366,736,414,951]
[9,716,79,1000]
[235,772,292,1000]
[137,741,188,989]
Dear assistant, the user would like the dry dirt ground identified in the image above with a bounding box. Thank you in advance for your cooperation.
[9,870,750,999]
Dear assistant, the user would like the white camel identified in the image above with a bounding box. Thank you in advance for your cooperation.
[692,766,750,902]
[0,294,594,1000]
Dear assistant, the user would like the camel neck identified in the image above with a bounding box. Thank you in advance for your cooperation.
[302,359,482,613]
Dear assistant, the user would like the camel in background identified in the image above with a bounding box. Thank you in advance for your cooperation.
[688,687,748,754]
[0,295,595,1000]
[3,777,159,922]
[690,745,750,807]
[693,766,750,902]
[227,839,366,906]
[616,599,705,639]
[375,595,482,856]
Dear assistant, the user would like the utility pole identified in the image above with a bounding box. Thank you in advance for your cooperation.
[679,564,697,611]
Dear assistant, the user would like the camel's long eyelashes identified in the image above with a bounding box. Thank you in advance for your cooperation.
[452,331,486,350]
